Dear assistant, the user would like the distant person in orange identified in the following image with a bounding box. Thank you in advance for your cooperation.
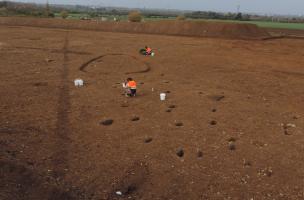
[124,78,137,97]
[145,46,152,55]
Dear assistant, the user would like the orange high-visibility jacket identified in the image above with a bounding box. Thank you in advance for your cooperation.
[146,47,152,53]
[127,80,137,89]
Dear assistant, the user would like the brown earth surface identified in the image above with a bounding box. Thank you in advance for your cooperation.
[0,21,304,200]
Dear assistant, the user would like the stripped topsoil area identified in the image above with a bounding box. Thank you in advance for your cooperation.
[0,20,304,200]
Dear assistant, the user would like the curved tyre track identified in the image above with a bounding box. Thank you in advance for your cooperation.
[79,53,151,74]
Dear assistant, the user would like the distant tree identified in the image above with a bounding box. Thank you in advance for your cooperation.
[60,10,68,19]
[128,11,142,22]
[0,7,8,16]
[44,1,54,18]
[235,12,243,20]
[176,15,186,20]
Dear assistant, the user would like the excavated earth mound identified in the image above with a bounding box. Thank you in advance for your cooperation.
[0,17,270,40]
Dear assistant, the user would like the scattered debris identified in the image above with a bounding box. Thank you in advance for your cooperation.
[176,148,184,157]
[258,167,273,177]
[243,159,252,167]
[74,79,84,87]
[282,123,296,135]
[100,119,113,126]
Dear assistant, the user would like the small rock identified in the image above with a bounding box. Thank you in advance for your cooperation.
[168,105,176,109]
[100,119,113,126]
[286,123,296,128]
[144,137,153,143]
[212,109,217,112]
[176,148,184,157]
[165,91,171,93]
[166,109,172,113]
[115,191,122,196]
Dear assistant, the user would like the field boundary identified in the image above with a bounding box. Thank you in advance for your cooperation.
[0,17,271,40]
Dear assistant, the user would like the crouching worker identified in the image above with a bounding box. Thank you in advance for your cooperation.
[123,78,137,97]
[145,46,152,55]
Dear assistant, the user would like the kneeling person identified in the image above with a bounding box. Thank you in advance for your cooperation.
[125,78,137,97]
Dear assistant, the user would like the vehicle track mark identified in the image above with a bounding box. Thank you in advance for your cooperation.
[79,53,151,74]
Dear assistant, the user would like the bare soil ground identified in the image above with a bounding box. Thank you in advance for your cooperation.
[0,23,304,200]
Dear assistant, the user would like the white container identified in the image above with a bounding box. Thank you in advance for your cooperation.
[151,52,155,57]
[74,79,84,87]
[160,93,166,101]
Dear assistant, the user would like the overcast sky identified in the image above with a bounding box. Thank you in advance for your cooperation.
[14,0,304,15]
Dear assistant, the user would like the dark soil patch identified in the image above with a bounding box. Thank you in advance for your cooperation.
[144,137,153,143]
[33,82,48,87]
[100,119,113,126]
[175,122,183,127]
[197,150,203,158]
[131,116,140,121]
[210,120,217,125]
[209,95,225,101]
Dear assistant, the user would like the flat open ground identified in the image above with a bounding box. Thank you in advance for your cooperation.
[0,24,304,200]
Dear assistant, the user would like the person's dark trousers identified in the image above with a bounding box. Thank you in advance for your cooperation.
[130,89,136,97]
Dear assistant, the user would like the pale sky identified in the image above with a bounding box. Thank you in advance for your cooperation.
[14,0,304,15]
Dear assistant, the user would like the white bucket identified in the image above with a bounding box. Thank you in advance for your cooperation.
[160,93,166,101]
[74,79,84,87]
[151,52,155,57]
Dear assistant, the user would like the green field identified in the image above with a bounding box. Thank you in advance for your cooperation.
[54,13,304,30]
[204,19,304,30]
